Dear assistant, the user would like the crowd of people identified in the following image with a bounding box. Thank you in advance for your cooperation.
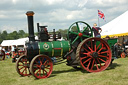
[0,45,24,58]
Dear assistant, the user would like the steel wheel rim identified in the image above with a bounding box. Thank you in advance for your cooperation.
[0,50,5,61]
[30,55,53,79]
[121,52,125,58]
[16,55,31,76]
[78,38,112,72]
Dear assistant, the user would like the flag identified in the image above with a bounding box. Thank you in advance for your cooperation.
[98,10,105,21]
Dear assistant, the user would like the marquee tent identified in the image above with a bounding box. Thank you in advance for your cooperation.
[9,38,28,46]
[101,10,128,38]
[1,36,38,47]
[1,40,15,46]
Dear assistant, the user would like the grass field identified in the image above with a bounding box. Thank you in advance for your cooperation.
[0,57,128,85]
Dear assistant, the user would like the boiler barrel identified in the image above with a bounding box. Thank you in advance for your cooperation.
[38,41,71,57]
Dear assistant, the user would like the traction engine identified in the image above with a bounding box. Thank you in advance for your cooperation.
[16,11,112,79]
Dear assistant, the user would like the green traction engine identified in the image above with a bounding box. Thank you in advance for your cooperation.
[16,11,112,79]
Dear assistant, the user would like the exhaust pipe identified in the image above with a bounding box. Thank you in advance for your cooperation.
[26,11,35,41]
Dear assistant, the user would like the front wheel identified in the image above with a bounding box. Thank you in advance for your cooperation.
[30,55,53,79]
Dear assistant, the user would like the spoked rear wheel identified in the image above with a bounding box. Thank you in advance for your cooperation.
[0,50,5,61]
[30,55,53,79]
[16,55,31,76]
[76,37,112,72]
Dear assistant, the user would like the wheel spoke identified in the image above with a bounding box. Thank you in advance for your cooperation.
[96,43,102,50]
[43,69,48,75]
[90,40,93,50]
[21,68,26,74]
[18,64,23,66]
[80,56,87,60]
[97,47,103,53]
[69,31,78,35]
[82,26,88,33]
[98,51,109,54]
[82,35,91,38]
[72,36,79,44]
[80,37,83,42]
[44,60,48,65]
[96,58,102,67]
[91,59,95,70]
[80,52,88,55]
[82,47,89,52]
[98,55,109,59]
[35,64,40,68]
[95,60,99,70]
[25,68,27,75]
[83,58,92,64]
[94,41,96,51]
[98,58,106,63]
[38,57,42,65]
[45,67,50,69]
[19,66,24,70]
[87,60,91,69]
[35,69,41,75]
[85,43,93,52]
[76,22,80,32]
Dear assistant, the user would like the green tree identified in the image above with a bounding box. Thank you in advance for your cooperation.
[1,30,8,40]
[18,30,26,38]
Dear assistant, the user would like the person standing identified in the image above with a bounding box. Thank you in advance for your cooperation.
[0,45,2,50]
[11,45,15,58]
[92,23,102,38]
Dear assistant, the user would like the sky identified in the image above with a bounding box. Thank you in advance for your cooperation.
[0,0,128,33]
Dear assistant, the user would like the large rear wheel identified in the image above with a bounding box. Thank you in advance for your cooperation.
[76,37,112,72]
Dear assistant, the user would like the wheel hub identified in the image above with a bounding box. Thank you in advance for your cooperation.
[41,65,45,69]
[78,33,83,37]
[92,52,98,58]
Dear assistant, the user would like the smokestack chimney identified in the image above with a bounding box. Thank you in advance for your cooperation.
[26,11,35,41]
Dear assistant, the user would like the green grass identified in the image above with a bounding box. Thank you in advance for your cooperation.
[0,57,128,85]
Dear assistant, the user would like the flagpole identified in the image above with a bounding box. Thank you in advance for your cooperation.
[98,16,100,27]
[98,10,100,27]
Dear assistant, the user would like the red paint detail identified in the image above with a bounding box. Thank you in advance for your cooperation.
[54,48,61,50]
[78,33,83,37]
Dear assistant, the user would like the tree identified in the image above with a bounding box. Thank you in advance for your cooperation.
[18,30,26,38]
[1,30,8,40]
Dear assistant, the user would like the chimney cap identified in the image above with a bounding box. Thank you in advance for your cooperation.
[26,11,34,16]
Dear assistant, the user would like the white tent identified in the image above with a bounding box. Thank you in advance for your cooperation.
[101,10,128,37]
[1,40,15,46]
[1,36,38,46]
[10,38,29,46]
